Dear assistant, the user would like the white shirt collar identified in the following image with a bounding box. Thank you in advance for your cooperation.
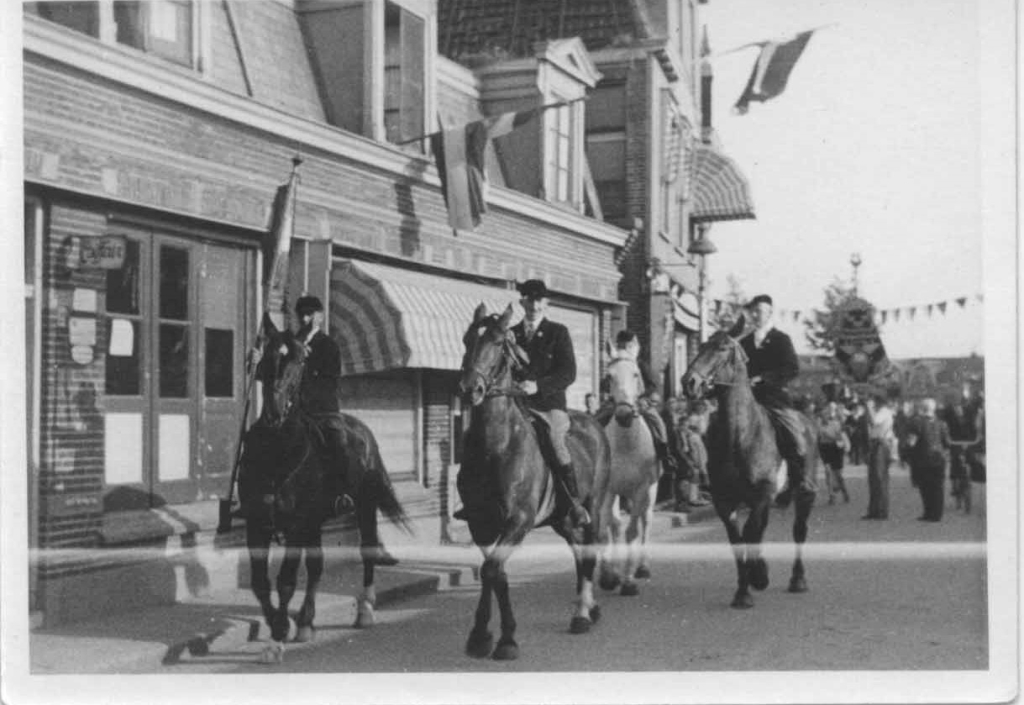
[753,324,774,346]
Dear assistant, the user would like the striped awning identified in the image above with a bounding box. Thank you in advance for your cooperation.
[329,260,521,375]
[688,143,756,223]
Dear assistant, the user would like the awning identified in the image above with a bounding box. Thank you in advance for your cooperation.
[673,292,701,331]
[329,260,521,375]
[689,143,756,223]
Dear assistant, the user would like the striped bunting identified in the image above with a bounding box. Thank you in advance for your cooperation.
[329,260,521,375]
[687,143,756,223]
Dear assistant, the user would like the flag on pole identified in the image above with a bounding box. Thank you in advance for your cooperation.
[733,31,814,115]
[264,156,303,329]
[430,103,569,232]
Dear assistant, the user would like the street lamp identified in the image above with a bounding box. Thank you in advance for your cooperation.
[688,226,717,342]
[850,252,862,298]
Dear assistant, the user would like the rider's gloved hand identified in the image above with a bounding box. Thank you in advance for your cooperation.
[248,346,263,368]
[517,380,538,396]
[750,375,763,386]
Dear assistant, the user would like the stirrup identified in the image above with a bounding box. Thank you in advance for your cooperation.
[333,494,355,516]
[570,503,591,527]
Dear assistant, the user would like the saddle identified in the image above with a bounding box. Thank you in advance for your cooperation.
[524,408,563,472]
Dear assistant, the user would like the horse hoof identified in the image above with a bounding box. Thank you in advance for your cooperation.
[589,604,601,624]
[465,630,494,658]
[354,609,376,629]
[295,625,315,643]
[788,576,808,593]
[186,637,209,656]
[259,642,285,664]
[730,593,754,609]
[748,560,770,591]
[620,582,640,597]
[492,638,519,661]
[270,615,294,643]
[598,572,621,592]
[569,616,592,634]
[634,565,651,580]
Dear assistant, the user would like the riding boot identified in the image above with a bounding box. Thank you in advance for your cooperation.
[774,452,814,508]
[552,463,591,527]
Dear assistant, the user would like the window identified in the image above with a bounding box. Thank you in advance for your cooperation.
[105,239,142,396]
[29,1,197,69]
[547,102,572,203]
[383,2,425,147]
[586,83,628,224]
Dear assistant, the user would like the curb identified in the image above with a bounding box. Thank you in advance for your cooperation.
[165,565,461,667]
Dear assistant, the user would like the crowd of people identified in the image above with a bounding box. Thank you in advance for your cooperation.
[588,384,985,521]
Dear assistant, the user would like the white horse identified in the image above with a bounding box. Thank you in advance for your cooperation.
[593,352,662,596]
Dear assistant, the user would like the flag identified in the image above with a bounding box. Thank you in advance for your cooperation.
[431,104,563,231]
[264,157,302,328]
[734,31,814,115]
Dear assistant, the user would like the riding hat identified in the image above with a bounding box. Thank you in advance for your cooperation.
[517,279,550,299]
[295,295,324,315]
[749,294,773,308]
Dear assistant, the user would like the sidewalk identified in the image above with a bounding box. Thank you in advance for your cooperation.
[30,498,722,674]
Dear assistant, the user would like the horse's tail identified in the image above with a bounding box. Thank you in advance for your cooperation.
[367,446,414,535]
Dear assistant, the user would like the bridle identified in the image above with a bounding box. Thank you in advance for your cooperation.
[464,323,527,399]
[689,334,748,393]
[606,356,642,417]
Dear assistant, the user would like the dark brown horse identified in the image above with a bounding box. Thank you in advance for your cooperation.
[680,317,817,608]
[457,304,611,660]
[238,317,411,662]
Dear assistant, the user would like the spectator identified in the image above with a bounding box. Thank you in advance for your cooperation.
[862,394,895,520]
[817,401,850,504]
[584,393,600,416]
[893,399,916,468]
[942,391,979,511]
[674,410,711,510]
[908,398,951,522]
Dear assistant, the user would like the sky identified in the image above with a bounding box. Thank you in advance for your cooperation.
[697,0,1011,357]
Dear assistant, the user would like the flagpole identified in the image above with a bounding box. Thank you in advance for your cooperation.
[217,156,303,534]
[712,23,838,57]
[394,97,589,146]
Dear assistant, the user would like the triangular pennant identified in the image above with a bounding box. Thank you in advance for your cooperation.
[908,307,917,320]
[938,302,947,315]
[893,309,901,322]
[976,293,984,303]
[792,311,800,322]
[880,310,888,324]
[956,297,967,308]
[926,304,934,318]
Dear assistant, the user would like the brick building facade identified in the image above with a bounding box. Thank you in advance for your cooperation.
[23,0,628,625]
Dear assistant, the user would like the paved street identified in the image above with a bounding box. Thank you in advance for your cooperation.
[156,466,987,675]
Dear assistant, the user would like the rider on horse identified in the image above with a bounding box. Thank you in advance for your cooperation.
[740,294,816,507]
[595,330,677,477]
[253,295,355,515]
[510,279,591,528]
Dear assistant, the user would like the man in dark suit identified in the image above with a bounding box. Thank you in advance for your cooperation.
[740,294,816,507]
[511,280,590,527]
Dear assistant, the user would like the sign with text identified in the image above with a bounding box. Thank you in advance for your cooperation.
[80,236,127,269]
[834,303,888,383]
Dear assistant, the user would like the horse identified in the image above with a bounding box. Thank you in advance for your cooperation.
[594,351,661,597]
[680,316,817,609]
[238,317,411,662]
[457,304,611,660]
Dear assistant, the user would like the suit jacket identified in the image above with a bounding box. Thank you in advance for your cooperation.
[511,317,576,412]
[740,327,799,407]
[299,329,341,414]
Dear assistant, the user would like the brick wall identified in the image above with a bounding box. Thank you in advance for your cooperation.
[421,373,455,489]
[37,201,109,551]
[24,60,622,302]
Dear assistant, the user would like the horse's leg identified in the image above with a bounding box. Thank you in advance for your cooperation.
[295,529,324,642]
[568,523,600,633]
[490,558,519,660]
[245,520,278,641]
[715,501,752,609]
[355,486,379,628]
[742,494,772,593]
[355,558,377,628]
[270,540,302,643]
[619,507,643,597]
[597,494,622,592]
[466,553,496,658]
[633,480,659,581]
[788,485,814,593]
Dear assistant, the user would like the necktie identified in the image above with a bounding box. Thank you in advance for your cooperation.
[525,324,535,341]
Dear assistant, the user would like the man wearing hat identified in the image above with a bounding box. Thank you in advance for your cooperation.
[511,279,590,527]
[740,294,816,507]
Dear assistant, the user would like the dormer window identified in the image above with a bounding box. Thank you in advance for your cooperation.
[300,0,432,150]
[546,99,574,203]
[27,1,201,70]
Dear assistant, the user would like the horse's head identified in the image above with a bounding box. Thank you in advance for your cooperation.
[257,316,308,428]
[459,303,529,406]
[605,353,643,427]
[681,315,749,399]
